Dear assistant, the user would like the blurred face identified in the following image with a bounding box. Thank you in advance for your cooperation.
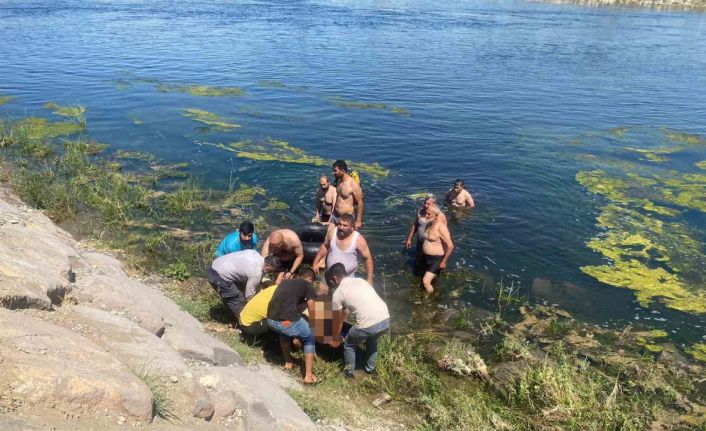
[454,183,463,192]
[319,178,329,190]
[239,232,253,243]
[332,166,344,179]
[424,198,435,210]
[337,220,354,238]
[427,210,438,222]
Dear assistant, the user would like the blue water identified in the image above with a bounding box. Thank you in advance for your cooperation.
[2,0,706,342]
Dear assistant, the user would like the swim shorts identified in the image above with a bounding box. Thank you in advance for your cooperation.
[424,254,444,275]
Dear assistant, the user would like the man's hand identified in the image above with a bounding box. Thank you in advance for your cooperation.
[355,220,362,230]
[329,340,341,348]
[405,240,412,249]
[439,261,447,270]
[284,271,294,280]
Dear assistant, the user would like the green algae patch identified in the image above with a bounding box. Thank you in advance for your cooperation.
[201,139,390,178]
[65,140,108,155]
[662,128,705,146]
[131,117,144,126]
[13,117,84,140]
[181,109,241,130]
[687,343,706,363]
[257,80,287,88]
[623,146,682,163]
[0,95,16,106]
[264,198,289,211]
[609,126,630,138]
[391,107,411,116]
[696,160,706,170]
[227,183,267,206]
[157,84,245,97]
[327,96,411,117]
[114,150,155,162]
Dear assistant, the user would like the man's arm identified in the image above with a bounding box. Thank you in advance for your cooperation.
[244,272,262,300]
[464,191,475,208]
[353,183,364,230]
[405,218,417,249]
[311,231,332,275]
[357,235,375,285]
[439,224,455,269]
[286,241,305,278]
[315,191,322,219]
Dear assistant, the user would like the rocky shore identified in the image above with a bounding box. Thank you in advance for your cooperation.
[0,187,314,430]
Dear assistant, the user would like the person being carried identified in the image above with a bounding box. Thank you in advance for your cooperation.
[326,263,390,379]
[261,228,304,282]
[215,220,258,257]
[267,276,326,384]
[312,213,374,285]
[207,250,281,320]
[239,270,316,336]
[421,206,454,294]
[331,160,364,229]
[446,179,475,208]
[314,175,337,224]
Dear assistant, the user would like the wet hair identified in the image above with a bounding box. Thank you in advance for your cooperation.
[239,220,254,236]
[454,179,464,187]
[298,268,316,282]
[319,174,329,181]
[332,160,348,173]
[425,195,437,204]
[325,263,347,288]
[264,255,281,272]
[338,213,355,226]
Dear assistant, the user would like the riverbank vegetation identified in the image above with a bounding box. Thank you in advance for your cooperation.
[1,115,706,429]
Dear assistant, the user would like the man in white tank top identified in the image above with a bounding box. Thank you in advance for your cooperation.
[312,213,374,285]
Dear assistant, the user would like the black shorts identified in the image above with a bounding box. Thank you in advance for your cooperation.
[320,213,331,223]
[424,254,444,275]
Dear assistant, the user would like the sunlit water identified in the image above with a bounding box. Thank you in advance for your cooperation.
[2,0,706,344]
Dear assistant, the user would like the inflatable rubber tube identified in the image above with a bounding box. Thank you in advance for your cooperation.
[302,242,321,265]
[294,223,328,244]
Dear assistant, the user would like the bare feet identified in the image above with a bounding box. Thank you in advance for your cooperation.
[303,376,318,385]
[283,362,295,371]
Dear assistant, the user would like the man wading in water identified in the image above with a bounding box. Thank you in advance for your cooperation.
[331,160,364,229]
[446,179,475,208]
[314,174,337,224]
[406,196,447,273]
[421,206,454,294]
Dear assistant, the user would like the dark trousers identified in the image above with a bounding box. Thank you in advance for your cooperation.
[239,319,270,335]
[207,267,245,318]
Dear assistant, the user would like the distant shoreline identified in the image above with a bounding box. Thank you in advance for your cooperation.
[535,0,706,11]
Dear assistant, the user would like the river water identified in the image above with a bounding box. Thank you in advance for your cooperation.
[2,0,706,344]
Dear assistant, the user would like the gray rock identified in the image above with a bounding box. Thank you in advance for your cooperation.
[80,252,127,277]
[75,274,239,366]
[197,366,316,430]
[0,308,153,421]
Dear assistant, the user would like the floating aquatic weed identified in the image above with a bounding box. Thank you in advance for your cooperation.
[0,95,16,106]
[180,108,240,130]
[687,343,706,363]
[64,140,109,155]
[696,161,706,170]
[43,102,87,124]
[391,107,411,116]
[623,146,683,163]
[130,117,144,125]
[199,139,390,178]
[157,83,245,97]
[257,80,287,88]
[12,117,84,140]
[225,183,267,206]
[114,149,155,162]
[662,128,705,146]
[264,198,289,211]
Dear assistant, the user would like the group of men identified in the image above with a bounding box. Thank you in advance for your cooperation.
[206,159,474,382]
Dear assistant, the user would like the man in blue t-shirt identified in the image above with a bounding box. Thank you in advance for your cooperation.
[215,221,258,257]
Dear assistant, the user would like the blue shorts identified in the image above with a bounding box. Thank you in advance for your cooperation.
[267,318,316,354]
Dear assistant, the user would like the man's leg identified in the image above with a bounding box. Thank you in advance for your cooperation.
[422,271,436,294]
[279,336,294,370]
[220,283,246,318]
[343,327,367,376]
[363,320,390,373]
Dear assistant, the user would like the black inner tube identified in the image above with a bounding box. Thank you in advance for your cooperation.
[295,223,328,265]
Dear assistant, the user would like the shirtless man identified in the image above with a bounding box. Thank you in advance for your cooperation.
[261,229,304,282]
[312,213,374,285]
[315,175,337,223]
[332,160,364,230]
[421,207,454,294]
[446,179,475,208]
[405,196,447,252]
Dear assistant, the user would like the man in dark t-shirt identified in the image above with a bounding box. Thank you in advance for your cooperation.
[267,278,324,384]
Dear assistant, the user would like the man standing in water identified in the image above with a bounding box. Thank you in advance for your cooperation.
[314,175,337,224]
[421,206,454,294]
[261,229,305,282]
[446,179,475,208]
[332,160,364,229]
[312,213,374,285]
[405,196,447,252]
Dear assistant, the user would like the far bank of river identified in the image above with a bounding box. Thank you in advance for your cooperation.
[538,0,706,10]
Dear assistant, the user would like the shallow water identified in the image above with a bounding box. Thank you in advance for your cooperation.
[2,0,706,344]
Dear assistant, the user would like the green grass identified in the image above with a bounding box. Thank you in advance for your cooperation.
[134,363,177,420]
